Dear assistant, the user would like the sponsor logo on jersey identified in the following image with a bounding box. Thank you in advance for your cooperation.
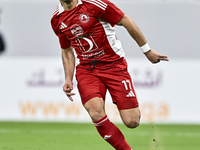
[79,13,90,23]
[76,35,99,53]
[70,24,84,37]
[82,49,105,59]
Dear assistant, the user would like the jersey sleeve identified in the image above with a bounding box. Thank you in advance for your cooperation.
[101,0,125,26]
[51,18,71,49]
[85,0,124,26]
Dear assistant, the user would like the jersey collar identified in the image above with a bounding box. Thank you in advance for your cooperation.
[77,0,83,6]
[58,0,83,15]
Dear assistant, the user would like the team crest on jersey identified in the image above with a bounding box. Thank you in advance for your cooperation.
[79,13,90,23]
[70,24,84,37]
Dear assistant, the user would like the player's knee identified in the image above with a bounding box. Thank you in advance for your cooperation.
[124,119,140,129]
[89,111,105,122]
[86,105,105,121]
[86,104,105,121]
[84,98,105,121]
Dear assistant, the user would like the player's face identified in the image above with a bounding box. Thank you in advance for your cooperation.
[60,0,73,5]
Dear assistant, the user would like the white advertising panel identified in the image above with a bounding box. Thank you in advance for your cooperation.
[0,57,200,123]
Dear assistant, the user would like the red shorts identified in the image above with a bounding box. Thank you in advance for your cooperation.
[75,59,139,110]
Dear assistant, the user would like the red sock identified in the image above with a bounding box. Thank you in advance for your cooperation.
[93,115,132,150]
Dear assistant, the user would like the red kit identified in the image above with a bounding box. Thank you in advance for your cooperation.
[51,0,138,109]
[51,0,125,66]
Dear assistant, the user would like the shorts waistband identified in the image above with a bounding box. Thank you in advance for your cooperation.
[77,58,125,70]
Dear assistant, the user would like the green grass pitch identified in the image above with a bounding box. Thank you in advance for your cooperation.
[0,122,200,150]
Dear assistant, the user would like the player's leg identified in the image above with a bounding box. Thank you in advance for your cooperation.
[76,68,132,150]
[84,97,132,150]
[109,81,141,129]
[102,59,141,129]
[83,97,106,121]
[119,107,140,128]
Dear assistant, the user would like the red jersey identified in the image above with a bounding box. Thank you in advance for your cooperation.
[51,0,125,67]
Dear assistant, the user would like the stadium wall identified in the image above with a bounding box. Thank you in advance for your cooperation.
[0,57,200,124]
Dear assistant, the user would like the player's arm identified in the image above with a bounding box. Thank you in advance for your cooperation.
[117,14,169,63]
[62,46,76,101]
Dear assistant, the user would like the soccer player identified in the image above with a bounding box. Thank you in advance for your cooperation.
[51,0,169,149]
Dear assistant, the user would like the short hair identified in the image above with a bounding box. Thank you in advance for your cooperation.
[61,0,73,4]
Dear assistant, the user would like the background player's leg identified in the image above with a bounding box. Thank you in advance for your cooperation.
[84,97,132,150]
[119,107,140,129]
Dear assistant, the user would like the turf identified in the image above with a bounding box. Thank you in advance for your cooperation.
[0,122,199,150]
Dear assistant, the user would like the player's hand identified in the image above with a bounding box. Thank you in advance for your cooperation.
[63,80,75,102]
[144,49,169,64]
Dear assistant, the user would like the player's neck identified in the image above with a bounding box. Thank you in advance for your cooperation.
[63,0,78,11]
